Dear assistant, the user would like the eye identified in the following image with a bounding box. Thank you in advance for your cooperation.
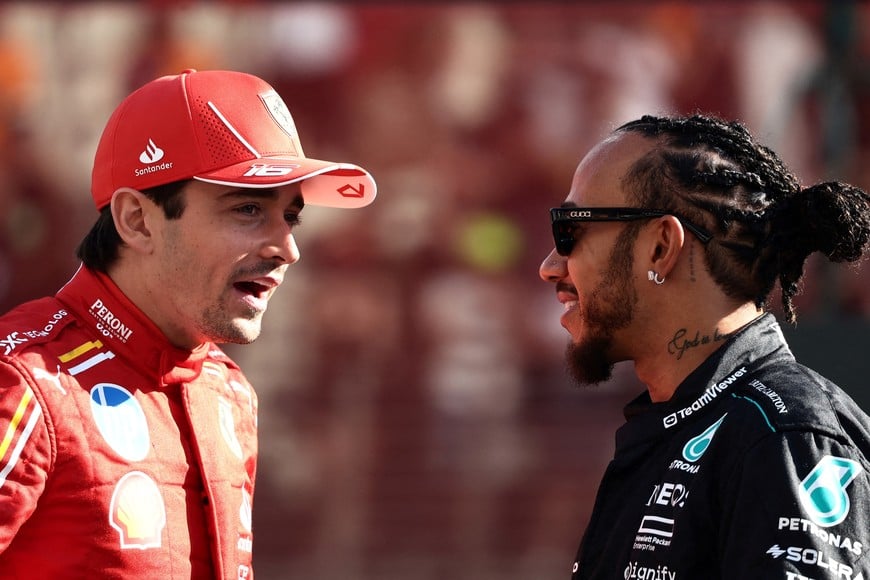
[285,212,302,227]
[235,203,261,216]
[560,222,584,242]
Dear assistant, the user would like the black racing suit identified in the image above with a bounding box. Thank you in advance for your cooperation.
[572,313,870,580]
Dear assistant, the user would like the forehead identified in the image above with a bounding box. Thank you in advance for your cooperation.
[565,131,654,207]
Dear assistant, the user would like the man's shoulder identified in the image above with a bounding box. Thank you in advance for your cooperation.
[0,296,78,361]
[728,360,869,440]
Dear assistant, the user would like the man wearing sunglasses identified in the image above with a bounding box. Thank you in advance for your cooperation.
[540,113,870,579]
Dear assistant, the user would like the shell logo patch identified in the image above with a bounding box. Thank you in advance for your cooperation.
[90,383,150,462]
[109,471,166,549]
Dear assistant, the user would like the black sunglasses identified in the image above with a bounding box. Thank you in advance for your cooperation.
[550,207,713,256]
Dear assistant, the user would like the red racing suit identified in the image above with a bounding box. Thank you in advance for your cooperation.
[0,266,258,579]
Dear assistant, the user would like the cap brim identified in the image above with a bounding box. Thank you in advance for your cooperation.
[193,156,377,209]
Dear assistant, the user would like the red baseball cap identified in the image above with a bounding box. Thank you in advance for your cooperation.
[91,69,376,211]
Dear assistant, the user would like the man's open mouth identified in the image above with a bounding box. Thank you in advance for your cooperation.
[234,281,270,298]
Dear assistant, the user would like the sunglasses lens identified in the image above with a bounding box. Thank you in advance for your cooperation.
[552,222,574,256]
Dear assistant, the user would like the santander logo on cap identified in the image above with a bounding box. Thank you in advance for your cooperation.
[138,139,165,164]
[133,138,174,180]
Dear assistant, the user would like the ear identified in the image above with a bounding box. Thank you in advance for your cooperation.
[110,187,156,255]
[647,215,686,278]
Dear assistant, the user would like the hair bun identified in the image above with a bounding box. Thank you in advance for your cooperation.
[796,182,870,262]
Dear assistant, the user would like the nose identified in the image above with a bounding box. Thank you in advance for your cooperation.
[262,222,301,265]
[286,234,300,264]
[539,248,565,282]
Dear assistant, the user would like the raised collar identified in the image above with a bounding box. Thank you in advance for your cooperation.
[617,313,795,450]
[56,265,209,386]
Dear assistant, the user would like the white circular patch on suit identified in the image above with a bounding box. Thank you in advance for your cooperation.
[90,383,150,462]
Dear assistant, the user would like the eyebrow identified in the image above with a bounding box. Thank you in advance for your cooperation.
[220,188,305,210]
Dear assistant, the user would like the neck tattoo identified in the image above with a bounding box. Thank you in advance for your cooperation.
[667,327,730,360]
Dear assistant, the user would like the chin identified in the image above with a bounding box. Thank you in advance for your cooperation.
[232,322,263,344]
[203,319,262,345]
[565,336,616,386]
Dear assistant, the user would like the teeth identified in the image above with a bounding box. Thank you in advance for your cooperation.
[564,300,578,311]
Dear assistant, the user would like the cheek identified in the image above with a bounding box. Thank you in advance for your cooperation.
[154,242,214,293]
[567,256,604,289]
[155,226,223,295]
[163,229,214,269]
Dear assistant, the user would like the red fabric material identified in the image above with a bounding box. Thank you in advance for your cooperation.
[0,266,257,579]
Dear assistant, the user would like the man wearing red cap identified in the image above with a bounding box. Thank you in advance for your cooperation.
[0,69,376,578]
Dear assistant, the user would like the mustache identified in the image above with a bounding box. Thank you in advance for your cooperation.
[556,281,577,294]
[231,260,286,280]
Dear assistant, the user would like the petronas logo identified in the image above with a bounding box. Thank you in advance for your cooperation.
[683,414,728,462]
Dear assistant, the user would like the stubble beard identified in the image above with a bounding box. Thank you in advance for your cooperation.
[199,300,263,345]
[161,223,270,347]
[198,283,266,345]
[197,261,285,345]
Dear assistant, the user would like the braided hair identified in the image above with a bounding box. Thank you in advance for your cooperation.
[616,113,870,323]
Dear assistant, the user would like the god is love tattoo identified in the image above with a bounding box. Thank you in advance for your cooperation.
[668,327,731,360]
